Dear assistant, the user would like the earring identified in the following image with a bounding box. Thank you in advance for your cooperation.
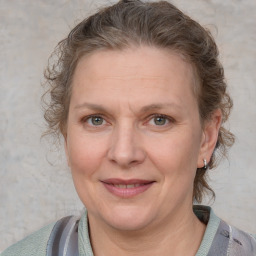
[203,159,207,170]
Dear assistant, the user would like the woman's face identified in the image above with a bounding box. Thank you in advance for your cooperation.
[65,46,217,231]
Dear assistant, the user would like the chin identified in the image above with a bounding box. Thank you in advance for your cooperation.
[107,217,153,232]
[101,205,156,231]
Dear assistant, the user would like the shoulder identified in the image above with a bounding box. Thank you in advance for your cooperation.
[1,221,56,256]
[194,205,256,256]
[1,215,81,256]
[214,219,256,255]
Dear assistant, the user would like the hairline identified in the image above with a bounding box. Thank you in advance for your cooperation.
[62,43,203,134]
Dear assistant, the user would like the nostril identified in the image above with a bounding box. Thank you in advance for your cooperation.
[108,149,146,168]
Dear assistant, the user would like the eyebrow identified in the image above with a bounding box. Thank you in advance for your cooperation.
[75,102,107,112]
[140,103,180,112]
[74,102,181,113]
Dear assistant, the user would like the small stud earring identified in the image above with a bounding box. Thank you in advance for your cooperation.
[203,159,207,170]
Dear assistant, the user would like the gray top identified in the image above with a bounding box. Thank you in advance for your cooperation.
[78,205,256,256]
[1,205,255,256]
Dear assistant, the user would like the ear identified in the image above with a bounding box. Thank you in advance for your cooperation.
[197,109,222,168]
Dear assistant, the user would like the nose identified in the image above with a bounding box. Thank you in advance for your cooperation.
[107,123,146,168]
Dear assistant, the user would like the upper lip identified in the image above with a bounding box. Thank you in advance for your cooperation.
[101,179,155,185]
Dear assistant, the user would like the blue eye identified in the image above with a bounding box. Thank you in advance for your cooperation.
[86,116,105,126]
[149,115,171,126]
[153,116,167,125]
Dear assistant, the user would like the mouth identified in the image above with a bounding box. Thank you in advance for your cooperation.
[101,179,155,198]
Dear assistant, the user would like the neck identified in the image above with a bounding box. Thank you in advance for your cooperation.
[88,204,206,256]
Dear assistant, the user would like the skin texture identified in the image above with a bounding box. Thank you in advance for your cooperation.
[64,46,221,255]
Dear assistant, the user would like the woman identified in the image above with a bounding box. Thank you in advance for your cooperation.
[2,0,255,255]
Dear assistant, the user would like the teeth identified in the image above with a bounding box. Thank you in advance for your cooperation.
[113,184,142,188]
[117,184,126,188]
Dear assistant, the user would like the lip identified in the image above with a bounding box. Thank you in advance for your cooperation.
[101,179,155,198]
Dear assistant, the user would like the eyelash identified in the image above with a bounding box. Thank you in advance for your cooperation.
[82,114,174,128]
[147,114,174,126]
[82,114,107,127]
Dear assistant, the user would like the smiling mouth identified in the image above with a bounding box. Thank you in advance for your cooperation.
[112,184,144,188]
[101,179,155,198]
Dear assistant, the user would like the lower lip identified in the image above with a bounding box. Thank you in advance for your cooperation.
[102,182,154,198]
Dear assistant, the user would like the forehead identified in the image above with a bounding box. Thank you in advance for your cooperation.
[71,46,198,111]
[75,46,195,78]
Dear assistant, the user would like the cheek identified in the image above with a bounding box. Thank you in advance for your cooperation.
[67,134,107,177]
[146,130,201,177]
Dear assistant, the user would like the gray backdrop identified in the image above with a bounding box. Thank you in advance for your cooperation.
[0,0,255,252]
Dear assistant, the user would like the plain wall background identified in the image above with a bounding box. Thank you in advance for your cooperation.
[0,0,255,251]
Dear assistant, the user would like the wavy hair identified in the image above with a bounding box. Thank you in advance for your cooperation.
[43,0,235,203]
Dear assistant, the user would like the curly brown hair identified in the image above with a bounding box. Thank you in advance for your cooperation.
[43,0,235,203]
